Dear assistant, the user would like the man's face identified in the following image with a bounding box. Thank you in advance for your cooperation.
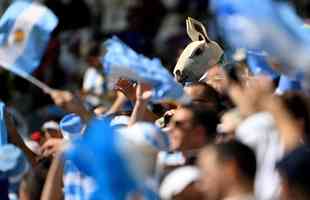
[168,108,197,152]
[184,85,217,108]
[198,148,225,200]
[205,65,228,94]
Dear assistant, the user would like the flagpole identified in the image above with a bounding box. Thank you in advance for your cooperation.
[1,66,54,94]
[19,73,54,94]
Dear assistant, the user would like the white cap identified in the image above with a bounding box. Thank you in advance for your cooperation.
[42,121,59,131]
[159,166,200,200]
[110,115,130,128]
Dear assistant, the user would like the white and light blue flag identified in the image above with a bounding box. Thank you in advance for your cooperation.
[65,118,141,200]
[211,0,310,87]
[246,50,279,80]
[275,74,303,95]
[0,0,58,78]
[101,36,190,104]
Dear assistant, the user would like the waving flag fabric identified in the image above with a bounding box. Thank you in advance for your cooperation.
[101,36,190,103]
[211,0,310,85]
[0,0,58,77]
[246,50,279,79]
[275,74,303,95]
[0,102,7,146]
[65,118,140,200]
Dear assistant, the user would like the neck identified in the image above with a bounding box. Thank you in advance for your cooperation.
[224,180,253,200]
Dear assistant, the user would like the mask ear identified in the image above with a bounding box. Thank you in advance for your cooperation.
[186,17,211,43]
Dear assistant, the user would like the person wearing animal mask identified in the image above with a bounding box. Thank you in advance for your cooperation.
[174,17,224,85]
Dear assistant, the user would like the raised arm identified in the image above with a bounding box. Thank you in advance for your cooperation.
[229,76,303,151]
[128,83,153,126]
[40,154,64,200]
[50,90,93,123]
[5,110,37,166]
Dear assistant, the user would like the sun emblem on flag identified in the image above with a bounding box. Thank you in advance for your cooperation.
[14,29,25,43]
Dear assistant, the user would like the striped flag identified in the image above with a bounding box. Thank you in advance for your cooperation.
[211,0,310,86]
[275,74,303,95]
[246,50,279,79]
[102,36,190,104]
[65,118,140,200]
[0,0,58,77]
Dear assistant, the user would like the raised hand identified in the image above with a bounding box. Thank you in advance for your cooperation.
[135,83,152,103]
[50,90,92,122]
[129,83,155,126]
[40,138,68,157]
[228,75,274,117]
[114,79,137,102]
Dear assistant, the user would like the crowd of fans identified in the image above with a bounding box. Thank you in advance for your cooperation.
[1,0,310,200]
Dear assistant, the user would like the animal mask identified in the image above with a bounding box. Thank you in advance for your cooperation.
[174,17,224,84]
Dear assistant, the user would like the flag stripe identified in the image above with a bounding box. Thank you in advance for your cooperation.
[0,2,29,45]
[0,2,47,73]
[14,5,58,74]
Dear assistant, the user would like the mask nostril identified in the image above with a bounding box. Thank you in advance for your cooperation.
[175,70,186,84]
[175,70,181,76]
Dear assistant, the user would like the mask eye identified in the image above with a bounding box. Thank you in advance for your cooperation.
[190,48,203,58]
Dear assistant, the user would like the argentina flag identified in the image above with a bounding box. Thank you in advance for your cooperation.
[211,0,310,83]
[0,0,58,77]
[246,50,279,80]
[65,118,140,200]
[102,36,190,104]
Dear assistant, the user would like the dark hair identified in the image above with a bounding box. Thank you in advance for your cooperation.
[186,82,221,102]
[181,104,220,143]
[185,82,225,112]
[276,145,310,198]
[87,43,101,58]
[281,92,310,143]
[213,140,257,182]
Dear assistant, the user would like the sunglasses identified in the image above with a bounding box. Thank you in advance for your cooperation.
[169,119,194,130]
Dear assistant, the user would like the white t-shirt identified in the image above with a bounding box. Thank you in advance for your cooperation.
[236,112,284,200]
[83,68,104,95]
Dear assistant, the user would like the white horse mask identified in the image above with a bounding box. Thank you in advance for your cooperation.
[174,17,224,84]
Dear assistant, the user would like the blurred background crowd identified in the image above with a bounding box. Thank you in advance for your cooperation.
[0,0,309,133]
[0,0,215,134]
[1,0,310,200]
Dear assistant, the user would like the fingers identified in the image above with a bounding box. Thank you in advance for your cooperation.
[114,79,137,100]
[50,90,74,106]
[136,83,152,102]
[136,84,142,98]
[40,139,67,157]
[142,91,152,100]
[40,139,56,156]
[227,74,276,117]
[50,90,91,120]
